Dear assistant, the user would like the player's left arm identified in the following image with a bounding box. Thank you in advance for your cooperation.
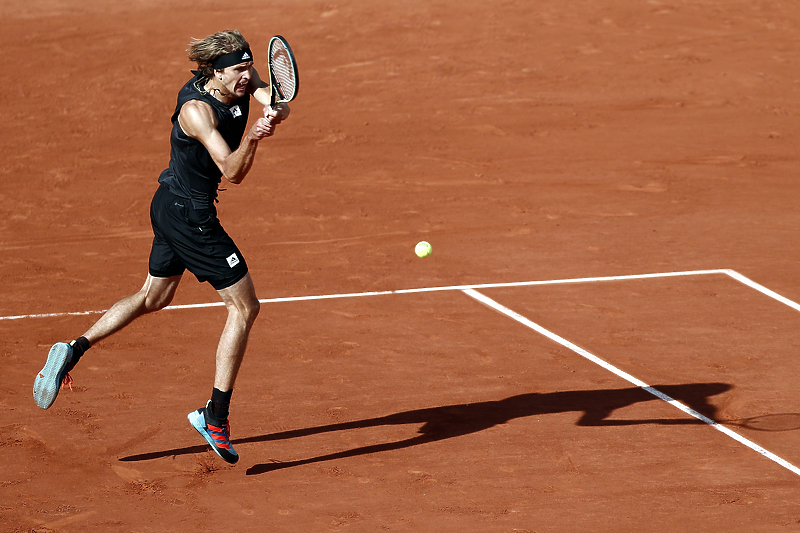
[248,67,291,123]
[247,67,270,105]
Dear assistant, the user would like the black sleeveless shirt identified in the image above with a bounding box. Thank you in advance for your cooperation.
[158,74,251,207]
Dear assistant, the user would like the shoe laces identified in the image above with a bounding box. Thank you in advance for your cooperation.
[61,373,73,392]
[207,419,233,449]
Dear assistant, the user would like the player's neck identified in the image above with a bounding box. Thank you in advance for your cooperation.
[205,79,234,104]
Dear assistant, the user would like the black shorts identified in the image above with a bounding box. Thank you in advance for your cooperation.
[148,183,248,290]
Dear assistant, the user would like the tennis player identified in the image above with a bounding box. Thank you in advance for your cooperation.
[33,29,289,465]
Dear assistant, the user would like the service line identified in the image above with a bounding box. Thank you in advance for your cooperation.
[2,269,797,323]
[0,269,732,321]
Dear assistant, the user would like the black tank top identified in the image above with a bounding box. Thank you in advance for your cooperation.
[158,74,251,207]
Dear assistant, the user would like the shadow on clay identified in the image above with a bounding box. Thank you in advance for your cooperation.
[118,382,732,475]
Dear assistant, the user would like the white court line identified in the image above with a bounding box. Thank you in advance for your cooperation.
[0,291,395,321]
[461,287,800,477]
[2,268,798,323]
[724,270,800,314]
[0,268,733,321]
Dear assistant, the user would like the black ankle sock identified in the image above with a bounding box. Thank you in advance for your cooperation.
[71,336,91,358]
[210,387,233,420]
[66,336,91,371]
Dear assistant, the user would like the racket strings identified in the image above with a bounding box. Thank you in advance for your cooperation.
[270,43,296,100]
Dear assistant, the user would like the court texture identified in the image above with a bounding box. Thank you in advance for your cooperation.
[3,0,800,531]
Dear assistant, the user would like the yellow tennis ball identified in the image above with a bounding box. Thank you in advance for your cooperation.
[415,241,432,258]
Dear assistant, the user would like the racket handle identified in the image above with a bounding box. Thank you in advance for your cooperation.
[264,107,280,127]
[265,104,285,124]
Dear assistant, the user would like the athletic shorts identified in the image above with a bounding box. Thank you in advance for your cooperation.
[148,183,248,290]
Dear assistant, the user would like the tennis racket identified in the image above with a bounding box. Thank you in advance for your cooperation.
[267,35,299,114]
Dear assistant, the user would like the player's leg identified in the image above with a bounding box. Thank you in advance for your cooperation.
[82,273,183,344]
[33,273,182,409]
[213,272,260,391]
[36,182,190,410]
[188,272,259,465]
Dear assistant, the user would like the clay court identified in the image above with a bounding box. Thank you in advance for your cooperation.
[4,0,800,531]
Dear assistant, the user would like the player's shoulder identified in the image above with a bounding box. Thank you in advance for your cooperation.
[181,95,218,116]
[178,99,218,134]
[181,98,214,113]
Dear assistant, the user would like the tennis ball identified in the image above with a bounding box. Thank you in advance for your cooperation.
[415,241,432,258]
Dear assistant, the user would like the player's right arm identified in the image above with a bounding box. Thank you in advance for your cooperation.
[177,99,275,184]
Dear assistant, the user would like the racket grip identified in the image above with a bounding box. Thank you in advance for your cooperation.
[264,104,284,125]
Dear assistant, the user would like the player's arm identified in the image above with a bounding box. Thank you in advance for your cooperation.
[247,67,270,105]
[178,99,274,185]
[248,67,291,123]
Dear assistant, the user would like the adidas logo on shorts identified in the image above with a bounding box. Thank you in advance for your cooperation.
[226,253,240,268]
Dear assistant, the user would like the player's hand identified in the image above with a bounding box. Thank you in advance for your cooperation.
[264,103,290,125]
[251,117,276,139]
[252,104,290,139]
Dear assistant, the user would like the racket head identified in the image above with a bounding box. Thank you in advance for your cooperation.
[268,35,299,105]
[723,413,800,432]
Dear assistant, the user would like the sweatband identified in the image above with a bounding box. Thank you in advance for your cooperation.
[211,48,253,70]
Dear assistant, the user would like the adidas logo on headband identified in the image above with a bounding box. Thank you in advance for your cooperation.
[211,47,254,70]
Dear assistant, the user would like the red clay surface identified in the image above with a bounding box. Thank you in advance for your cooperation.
[4,0,800,531]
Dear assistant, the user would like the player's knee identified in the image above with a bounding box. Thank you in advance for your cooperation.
[142,288,175,313]
[244,299,260,325]
[230,297,259,327]
[144,295,170,313]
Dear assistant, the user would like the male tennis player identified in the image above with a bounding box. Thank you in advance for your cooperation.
[33,29,289,465]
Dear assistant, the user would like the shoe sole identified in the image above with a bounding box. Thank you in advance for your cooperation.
[33,343,71,409]
[188,409,239,465]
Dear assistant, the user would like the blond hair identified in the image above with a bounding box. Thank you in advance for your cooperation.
[187,29,250,80]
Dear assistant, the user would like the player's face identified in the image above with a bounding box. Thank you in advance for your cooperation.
[218,61,253,98]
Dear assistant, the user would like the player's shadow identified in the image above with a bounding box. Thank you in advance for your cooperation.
[119,382,731,475]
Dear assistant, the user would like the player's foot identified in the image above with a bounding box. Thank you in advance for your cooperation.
[188,401,239,464]
[33,342,75,409]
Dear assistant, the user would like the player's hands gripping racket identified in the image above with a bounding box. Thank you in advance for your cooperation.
[265,35,298,125]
